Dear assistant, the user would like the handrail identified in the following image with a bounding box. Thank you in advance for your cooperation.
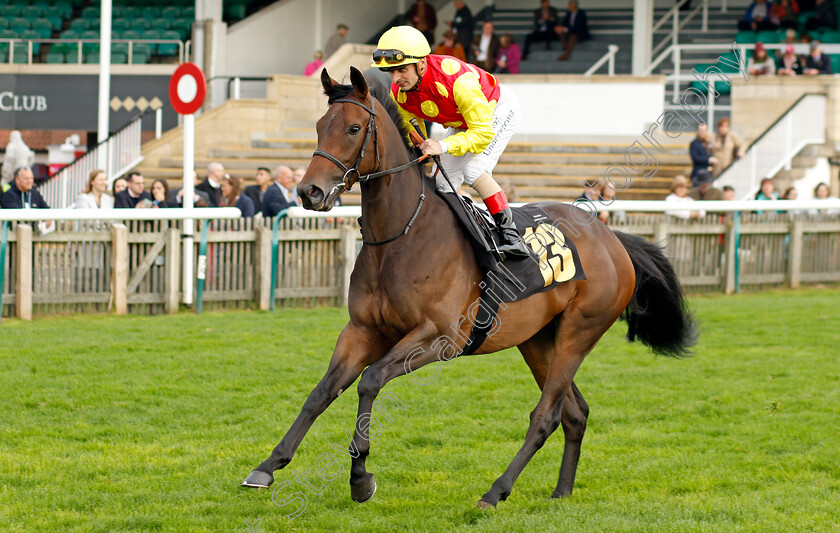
[0,208,243,222]
[2,38,187,64]
[584,45,619,76]
[651,0,704,61]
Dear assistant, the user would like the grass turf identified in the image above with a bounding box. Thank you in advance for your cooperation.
[0,288,838,532]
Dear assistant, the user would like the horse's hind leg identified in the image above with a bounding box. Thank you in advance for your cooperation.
[552,382,589,498]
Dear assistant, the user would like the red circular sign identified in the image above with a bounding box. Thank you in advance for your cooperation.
[169,62,206,115]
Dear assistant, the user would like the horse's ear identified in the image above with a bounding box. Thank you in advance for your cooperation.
[350,66,369,99]
[321,68,337,92]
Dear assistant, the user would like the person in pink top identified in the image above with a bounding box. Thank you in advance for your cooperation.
[495,34,521,74]
[303,51,324,76]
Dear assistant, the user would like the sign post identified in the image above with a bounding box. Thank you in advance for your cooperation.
[168,63,206,307]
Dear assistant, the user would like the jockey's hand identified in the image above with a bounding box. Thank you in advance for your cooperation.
[419,139,443,156]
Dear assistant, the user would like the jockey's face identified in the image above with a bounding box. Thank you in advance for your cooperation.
[389,59,425,91]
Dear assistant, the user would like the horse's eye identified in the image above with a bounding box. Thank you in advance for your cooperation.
[348,125,361,135]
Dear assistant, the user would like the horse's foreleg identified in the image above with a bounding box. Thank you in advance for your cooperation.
[242,323,388,488]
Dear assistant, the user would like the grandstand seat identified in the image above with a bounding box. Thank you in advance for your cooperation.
[141,8,159,19]
[85,51,99,64]
[150,19,170,31]
[21,6,42,19]
[81,7,100,20]
[170,19,192,40]
[46,51,65,63]
[81,30,99,40]
[122,30,141,41]
[820,30,840,43]
[132,20,151,32]
[82,41,99,54]
[20,30,42,54]
[756,30,781,44]
[113,19,130,33]
[111,52,127,64]
[13,50,30,64]
[69,19,90,32]
[133,43,153,57]
[161,7,180,18]
[718,51,742,73]
[142,29,161,41]
[31,18,52,33]
[691,63,732,95]
[0,6,18,19]
[112,42,129,55]
[10,18,31,34]
[0,19,7,30]
[124,6,141,19]
[131,52,149,64]
[54,2,72,19]
[735,31,756,44]
[831,55,840,74]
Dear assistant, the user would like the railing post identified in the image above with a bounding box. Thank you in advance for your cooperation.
[784,116,793,171]
[164,227,181,314]
[155,108,162,139]
[724,215,737,294]
[255,225,272,311]
[721,0,728,13]
[28,40,32,64]
[340,225,357,307]
[672,47,681,103]
[15,224,32,320]
[233,77,241,100]
[672,7,679,49]
[787,219,803,288]
[128,41,133,64]
[702,0,708,32]
[111,223,128,315]
[608,44,617,76]
[8,40,12,64]
[654,220,670,252]
[707,74,715,126]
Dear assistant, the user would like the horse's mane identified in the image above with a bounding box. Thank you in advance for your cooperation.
[323,75,414,155]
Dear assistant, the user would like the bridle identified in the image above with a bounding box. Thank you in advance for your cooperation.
[312,95,427,246]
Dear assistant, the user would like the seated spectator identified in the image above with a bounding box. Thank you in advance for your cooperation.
[448,1,474,61]
[1,167,49,209]
[770,0,799,30]
[712,118,747,177]
[243,167,272,213]
[723,185,736,201]
[495,34,521,74]
[112,176,128,195]
[805,0,837,32]
[303,51,324,76]
[665,175,704,219]
[434,30,467,61]
[150,179,176,208]
[755,177,780,200]
[689,170,725,201]
[556,0,589,61]
[262,166,296,218]
[739,0,777,31]
[471,21,500,72]
[690,123,717,186]
[75,169,113,209]
[196,162,225,207]
[777,44,804,75]
[114,172,153,208]
[747,42,776,76]
[408,0,437,46]
[783,186,798,199]
[803,41,833,74]
[809,182,840,215]
[522,0,559,60]
[221,175,255,218]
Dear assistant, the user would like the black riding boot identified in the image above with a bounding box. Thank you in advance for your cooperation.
[492,207,530,259]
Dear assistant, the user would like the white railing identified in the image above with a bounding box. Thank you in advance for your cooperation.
[39,112,146,209]
[651,0,710,61]
[715,94,827,200]
[584,45,619,77]
[1,38,187,64]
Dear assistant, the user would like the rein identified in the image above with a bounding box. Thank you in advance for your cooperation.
[312,95,427,246]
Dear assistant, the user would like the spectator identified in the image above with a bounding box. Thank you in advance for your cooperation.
[112,176,128,195]
[755,177,780,200]
[303,51,324,76]
[556,1,589,61]
[495,34,522,74]
[434,30,467,61]
[172,171,211,207]
[723,185,736,201]
[471,21,500,72]
[243,167,272,213]
[809,182,840,214]
[261,166,296,218]
[747,42,776,76]
[220,175,255,218]
[783,186,798,199]
[196,162,225,207]
[522,0,559,60]
[712,118,747,177]
[689,170,725,201]
[324,24,348,59]
[150,179,175,208]
[1,131,35,186]
[75,169,113,209]
[292,166,307,205]
[689,123,717,186]
[739,0,776,31]
[448,0,474,61]
[114,171,152,208]
[1,167,49,209]
[665,175,704,219]
[805,0,837,32]
[777,44,804,75]
[770,0,799,30]
[408,0,437,46]
[803,40,833,75]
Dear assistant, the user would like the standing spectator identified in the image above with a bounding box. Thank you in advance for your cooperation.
[303,51,324,76]
[75,169,113,209]
[495,34,521,74]
[448,0,474,60]
[777,44,804,75]
[1,167,49,209]
[722,185,736,201]
[261,166,296,218]
[809,182,840,214]
[408,0,437,46]
[755,177,780,200]
[150,179,175,208]
[324,24,348,59]
[114,171,152,208]
[243,167,272,214]
[434,30,467,61]
[712,118,747,177]
[747,42,776,76]
[665,175,704,219]
[471,21,500,72]
[806,0,837,32]
[689,170,725,201]
[738,0,776,31]
[689,123,717,186]
[770,0,799,30]
[220,175,255,218]
[196,162,225,207]
[1,131,35,186]
[112,176,128,195]
[556,1,589,61]
[803,41,833,75]
[522,0,559,61]
[292,166,307,205]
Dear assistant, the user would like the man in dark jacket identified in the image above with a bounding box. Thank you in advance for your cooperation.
[1,167,49,209]
[803,40,834,75]
[243,167,272,214]
[114,171,152,208]
[449,0,474,60]
[471,21,501,72]
[523,0,559,60]
[689,123,718,186]
[195,162,225,207]
[556,0,589,60]
[261,166,296,218]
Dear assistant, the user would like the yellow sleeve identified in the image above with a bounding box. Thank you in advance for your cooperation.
[390,91,426,141]
[445,72,495,157]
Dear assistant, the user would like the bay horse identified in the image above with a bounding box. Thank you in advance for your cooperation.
[242,67,695,507]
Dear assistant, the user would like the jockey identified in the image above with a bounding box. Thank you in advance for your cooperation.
[372,25,530,259]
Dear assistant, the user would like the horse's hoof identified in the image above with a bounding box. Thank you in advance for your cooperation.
[476,499,496,509]
[241,469,274,488]
[350,474,377,503]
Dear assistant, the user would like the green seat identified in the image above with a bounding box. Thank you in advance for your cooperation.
[831,55,840,74]
[0,6,18,18]
[13,50,30,64]
[124,6,141,18]
[133,43,152,56]
[819,30,840,43]
[82,41,99,54]
[81,30,99,40]
[718,51,742,74]
[53,2,72,19]
[10,18,31,32]
[225,4,246,20]
[111,51,127,64]
[81,7,100,19]
[113,19,130,32]
[161,6,179,18]
[0,19,7,30]
[131,51,149,64]
[21,30,42,53]
[122,30,141,40]
[69,19,89,32]
[141,29,161,41]
[691,63,732,95]
[756,30,781,44]
[150,19,169,31]
[85,51,99,63]
[46,51,65,63]
[21,6,42,19]
[112,42,129,54]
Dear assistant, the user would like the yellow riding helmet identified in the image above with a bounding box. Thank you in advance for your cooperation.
[371,26,431,69]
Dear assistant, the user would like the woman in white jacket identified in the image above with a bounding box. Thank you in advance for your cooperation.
[664,175,704,219]
[75,169,114,209]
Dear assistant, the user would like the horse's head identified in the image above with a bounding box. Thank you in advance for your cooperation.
[299,67,379,211]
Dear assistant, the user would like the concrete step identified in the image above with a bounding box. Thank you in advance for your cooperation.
[159,157,312,171]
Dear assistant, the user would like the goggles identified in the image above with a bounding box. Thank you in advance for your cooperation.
[372,49,423,64]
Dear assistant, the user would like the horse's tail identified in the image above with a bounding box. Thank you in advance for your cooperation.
[613,230,697,358]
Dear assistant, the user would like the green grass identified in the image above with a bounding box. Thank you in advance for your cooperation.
[1,288,839,532]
